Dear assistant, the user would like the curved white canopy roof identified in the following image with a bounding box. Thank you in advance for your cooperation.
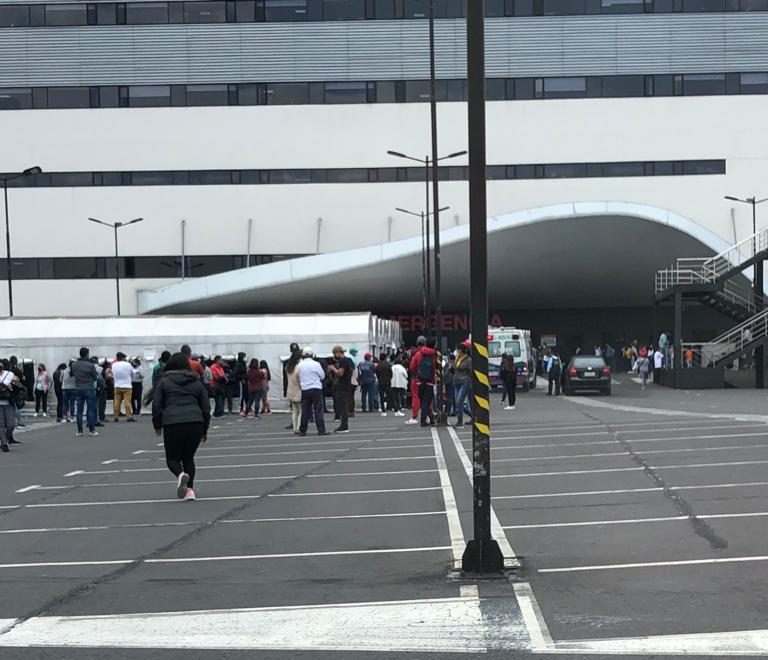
[138,202,731,315]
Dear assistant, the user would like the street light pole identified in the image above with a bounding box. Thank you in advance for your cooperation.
[395,206,449,328]
[89,217,143,316]
[461,0,504,574]
[1,166,43,317]
[725,194,768,388]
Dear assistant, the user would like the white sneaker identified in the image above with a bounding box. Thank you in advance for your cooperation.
[184,488,196,501]
[42,412,48,417]
[33,413,38,418]
[381,412,387,417]
[405,418,418,425]
[504,405,516,410]
[89,430,99,436]
[176,472,190,499]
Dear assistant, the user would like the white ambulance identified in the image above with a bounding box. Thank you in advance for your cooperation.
[487,326,537,392]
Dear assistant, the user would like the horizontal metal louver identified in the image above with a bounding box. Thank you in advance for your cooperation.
[0,14,766,86]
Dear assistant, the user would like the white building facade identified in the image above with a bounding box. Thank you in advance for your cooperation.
[0,0,767,318]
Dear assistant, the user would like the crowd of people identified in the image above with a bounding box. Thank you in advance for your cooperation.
[0,335,510,497]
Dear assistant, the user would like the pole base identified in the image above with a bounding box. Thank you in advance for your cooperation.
[461,539,504,573]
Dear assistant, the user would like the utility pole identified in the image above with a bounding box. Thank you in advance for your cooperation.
[461,0,503,573]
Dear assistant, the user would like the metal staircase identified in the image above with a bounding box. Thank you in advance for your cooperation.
[685,307,768,368]
[655,228,768,379]
[655,227,768,299]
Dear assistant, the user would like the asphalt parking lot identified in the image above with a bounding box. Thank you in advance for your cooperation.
[2,375,768,658]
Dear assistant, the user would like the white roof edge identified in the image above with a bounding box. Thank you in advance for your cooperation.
[138,202,730,314]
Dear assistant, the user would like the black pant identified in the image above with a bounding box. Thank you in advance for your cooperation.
[55,388,64,420]
[300,389,326,434]
[34,389,47,414]
[504,375,517,406]
[334,388,350,430]
[548,373,561,395]
[163,422,204,488]
[131,382,143,416]
[378,383,392,412]
[418,382,435,425]
[391,387,405,412]
[98,392,107,422]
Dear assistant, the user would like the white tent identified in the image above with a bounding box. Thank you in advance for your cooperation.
[0,313,401,404]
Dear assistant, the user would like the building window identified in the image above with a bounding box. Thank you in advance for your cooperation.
[184,1,227,22]
[682,0,724,8]
[682,73,726,95]
[601,0,645,10]
[436,79,467,101]
[47,87,91,109]
[129,85,171,107]
[0,5,30,27]
[130,171,176,186]
[126,2,169,24]
[683,160,726,174]
[236,0,258,21]
[186,84,230,106]
[44,4,87,25]
[263,0,309,20]
[266,82,309,104]
[405,80,432,102]
[188,170,234,185]
[740,72,768,93]
[602,161,645,176]
[538,77,587,99]
[0,88,32,110]
[601,75,645,97]
[323,0,366,19]
[324,81,368,103]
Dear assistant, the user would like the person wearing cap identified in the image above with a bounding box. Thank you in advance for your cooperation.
[297,347,328,436]
[327,345,354,433]
[111,351,136,422]
[347,347,359,417]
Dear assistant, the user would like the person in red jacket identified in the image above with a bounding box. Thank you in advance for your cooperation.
[410,337,438,427]
[406,336,427,424]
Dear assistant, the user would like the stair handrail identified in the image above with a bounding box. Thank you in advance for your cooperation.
[695,307,768,365]
[703,227,768,277]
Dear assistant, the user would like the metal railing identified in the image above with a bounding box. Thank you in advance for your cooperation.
[655,227,768,294]
[687,306,768,366]
[714,280,766,316]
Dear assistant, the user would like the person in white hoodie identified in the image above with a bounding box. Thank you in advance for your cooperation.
[390,359,408,417]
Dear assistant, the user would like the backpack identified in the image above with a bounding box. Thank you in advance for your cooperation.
[417,353,435,382]
[12,382,27,409]
[549,356,561,374]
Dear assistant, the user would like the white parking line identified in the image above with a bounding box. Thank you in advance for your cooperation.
[494,487,664,500]
[540,555,768,574]
[37,475,300,489]
[268,487,441,498]
[307,469,438,478]
[338,456,434,463]
[494,467,644,479]
[447,427,518,566]
[0,546,453,570]
[431,428,466,569]
[0,512,449,536]
[503,515,686,530]
[14,485,41,493]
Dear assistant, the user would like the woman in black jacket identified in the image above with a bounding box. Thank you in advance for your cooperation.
[152,353,211,501]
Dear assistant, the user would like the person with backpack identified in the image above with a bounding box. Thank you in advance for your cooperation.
[637,352,651,389]
[546,349,562,396]
[406,336,428,425]
[152,352,211,501]
[0,359,20,452]
[327,345,354,433]
[410,337,438,427]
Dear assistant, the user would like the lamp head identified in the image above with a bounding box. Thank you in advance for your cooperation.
[22,166,42,176]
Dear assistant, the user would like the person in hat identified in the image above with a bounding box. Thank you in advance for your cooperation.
[297,347,328,436]
[328,345,354,433]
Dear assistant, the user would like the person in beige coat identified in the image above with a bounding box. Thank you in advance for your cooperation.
[285,349,302,433]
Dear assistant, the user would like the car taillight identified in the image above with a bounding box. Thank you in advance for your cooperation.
[522,365,528,373]
[569,368,577,376]
[602,368,611,377]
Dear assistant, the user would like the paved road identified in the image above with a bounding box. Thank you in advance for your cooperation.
[1,376,768,658]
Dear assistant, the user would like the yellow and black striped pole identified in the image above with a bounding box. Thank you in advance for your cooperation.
[461,0,503,573]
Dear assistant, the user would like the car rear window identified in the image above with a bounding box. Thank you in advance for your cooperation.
[573,357,606,368]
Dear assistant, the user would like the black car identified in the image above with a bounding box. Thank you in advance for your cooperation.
[563,356,611,395]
